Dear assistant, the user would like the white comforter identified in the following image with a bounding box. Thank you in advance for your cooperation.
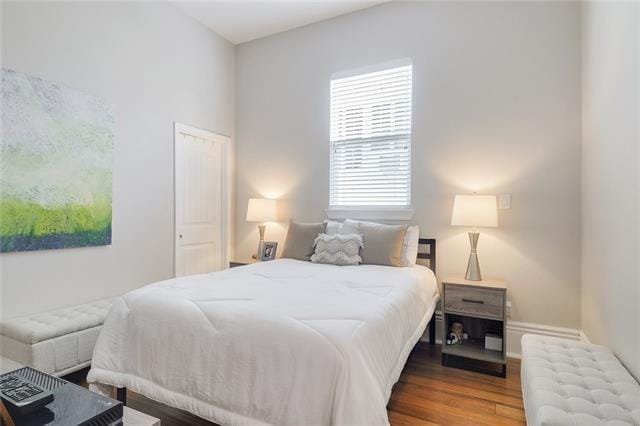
[88,259,439,426]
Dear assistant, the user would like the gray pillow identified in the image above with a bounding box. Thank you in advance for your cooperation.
[281,220,326,261]
[343,219,408,266]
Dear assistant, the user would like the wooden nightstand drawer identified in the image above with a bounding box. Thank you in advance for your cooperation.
[444,285,505,319]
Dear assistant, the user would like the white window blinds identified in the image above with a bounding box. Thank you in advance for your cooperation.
[330,61,412,208]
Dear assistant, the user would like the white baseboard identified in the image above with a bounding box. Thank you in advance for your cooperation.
[420,311,582,359]
[579,330,591,344]
[420,311,444,345]
[505,321,581,358]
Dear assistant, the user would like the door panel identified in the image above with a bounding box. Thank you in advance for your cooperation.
[183,141,219,224]
[182,243,216,276]
[175,128,225,277]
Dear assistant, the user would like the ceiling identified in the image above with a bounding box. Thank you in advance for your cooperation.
[171,1,389,45]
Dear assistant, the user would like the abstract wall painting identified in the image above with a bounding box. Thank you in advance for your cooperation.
[1,68,114,252]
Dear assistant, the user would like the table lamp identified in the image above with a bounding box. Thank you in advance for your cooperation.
[246,198,277,259]
[451,194,498,281]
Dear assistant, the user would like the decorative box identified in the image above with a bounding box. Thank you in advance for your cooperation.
[484,333,503,351]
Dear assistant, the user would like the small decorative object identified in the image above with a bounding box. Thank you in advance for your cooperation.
[246,198,278,259]
[451,194,498,280]
[484,333,503,351]
[446,322,465,345]
[260,241,278,261]
[446,333,460,346]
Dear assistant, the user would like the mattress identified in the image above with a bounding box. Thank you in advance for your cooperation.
[88,259,439,426]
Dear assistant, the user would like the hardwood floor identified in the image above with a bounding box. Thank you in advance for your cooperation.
[68,342,525,426]
[388,344,525,425]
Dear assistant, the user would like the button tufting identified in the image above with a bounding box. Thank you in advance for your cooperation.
[522,334,640,426]
[1,298,113,344]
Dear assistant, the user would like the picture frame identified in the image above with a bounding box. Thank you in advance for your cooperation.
[260,241,278,261]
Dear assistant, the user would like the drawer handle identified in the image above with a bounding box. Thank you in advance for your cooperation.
[462,298,484,304]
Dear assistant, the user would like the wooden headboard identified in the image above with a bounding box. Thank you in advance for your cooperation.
[416,238,436,274]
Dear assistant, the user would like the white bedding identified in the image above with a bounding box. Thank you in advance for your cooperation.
[88,259,439,426]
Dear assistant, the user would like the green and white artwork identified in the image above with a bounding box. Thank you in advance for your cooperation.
[1,68,114,252]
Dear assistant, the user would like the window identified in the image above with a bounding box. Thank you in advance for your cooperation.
[329,60,412,219]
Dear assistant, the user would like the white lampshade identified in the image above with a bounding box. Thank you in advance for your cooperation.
[451,195,498,227]
[246,198,277,222]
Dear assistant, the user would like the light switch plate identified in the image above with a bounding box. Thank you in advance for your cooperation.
[499,193,511,209]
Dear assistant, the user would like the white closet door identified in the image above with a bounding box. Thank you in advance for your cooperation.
[175,126,225,277]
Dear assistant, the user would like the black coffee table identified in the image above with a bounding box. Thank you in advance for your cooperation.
[1,367,122,425]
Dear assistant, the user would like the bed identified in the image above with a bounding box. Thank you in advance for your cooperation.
[88,239,439,426]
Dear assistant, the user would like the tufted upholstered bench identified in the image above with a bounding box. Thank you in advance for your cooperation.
[0,298,113,377]
[521,334,640,425]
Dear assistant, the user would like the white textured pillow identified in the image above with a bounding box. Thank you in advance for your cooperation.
[311,233,362,266]
[340,220,419,266]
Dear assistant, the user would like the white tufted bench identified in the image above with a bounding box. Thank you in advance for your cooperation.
[521,334,640,426]
[0,298,113,377]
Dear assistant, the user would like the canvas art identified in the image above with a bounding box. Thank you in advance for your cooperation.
[0,68,114,252]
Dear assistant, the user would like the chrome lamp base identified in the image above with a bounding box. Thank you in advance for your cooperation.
[465,231,482,281]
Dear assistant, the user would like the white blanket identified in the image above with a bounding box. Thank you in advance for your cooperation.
[88,259,439,426]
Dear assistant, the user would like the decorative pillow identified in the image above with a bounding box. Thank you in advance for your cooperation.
[342,219,408,266]
[310,233,362,266]
[324,220,343,235]
[401,225,420,266]
[281,220,326,261]
[340,219,360,235]
[341,220,419,266]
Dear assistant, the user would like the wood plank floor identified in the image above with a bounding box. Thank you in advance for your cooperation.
[68,343,524,425]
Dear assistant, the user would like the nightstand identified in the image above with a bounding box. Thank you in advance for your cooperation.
[229,259,257,268]
[441,275,507,377]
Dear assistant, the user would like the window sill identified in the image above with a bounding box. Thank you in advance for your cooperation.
[326,207,414,221]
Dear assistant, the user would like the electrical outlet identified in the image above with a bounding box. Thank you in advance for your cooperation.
[498,193,511,209]
[506,300,512,318]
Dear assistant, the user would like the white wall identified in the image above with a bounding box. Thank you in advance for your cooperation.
[235,1,582,328]
[0,2,235,319]
[581,1,640,379]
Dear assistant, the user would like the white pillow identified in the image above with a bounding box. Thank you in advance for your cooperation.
[323,220,343,235]
[311,233,362,266]
[402,225,420,266]
[340,219,361,235]
[340,219,419,266]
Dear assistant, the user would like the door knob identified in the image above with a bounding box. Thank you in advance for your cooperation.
[179,234,183,238]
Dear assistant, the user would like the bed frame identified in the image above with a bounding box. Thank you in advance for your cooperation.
[115,238,438,406]
[417,238,437,346]
[417,238,436,275]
